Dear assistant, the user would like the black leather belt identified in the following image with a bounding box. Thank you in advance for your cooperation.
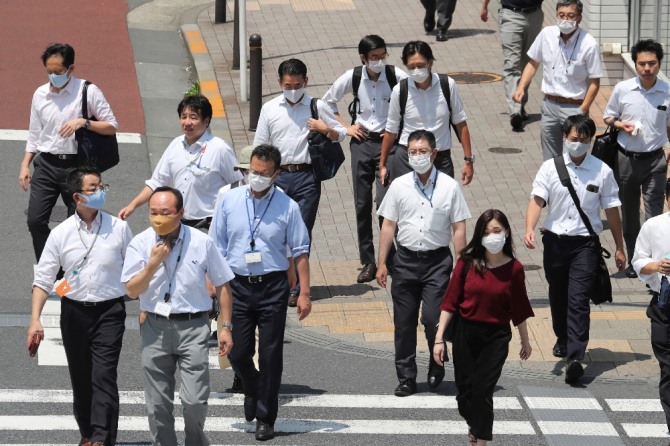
[502,5,540,13]
[280,163,311,172]
[398,244,449,259]
[150,311,208,321]
[41,152,78,162]
[543,231,591,241]
[63,296,123,307]
[617,146,663,160]
[367,131,384,141]
[235,271,285,284]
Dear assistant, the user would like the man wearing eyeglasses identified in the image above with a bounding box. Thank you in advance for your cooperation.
[322,35,408,284]
[27,167,132,446]
[513,0,603,159]
[376,130,470,397]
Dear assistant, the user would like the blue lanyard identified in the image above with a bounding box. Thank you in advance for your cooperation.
[414,170,438,208]
[245,189,275,250]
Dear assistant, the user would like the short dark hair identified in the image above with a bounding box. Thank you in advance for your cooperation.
[556,0,583,15]
[632,39,664,63]
[178,94,213,124]
[401,41,434,65]
[66,166,101,196]
[41,43,75,68]
[562,114,596,139]
[358,35,387,58]
[151,186,184,212]
[251,144,282,170]
[462,209,515,275]
[407,130,436,150]
[278,59,307,80]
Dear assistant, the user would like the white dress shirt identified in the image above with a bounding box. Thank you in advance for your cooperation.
[253,94,346,164]
[33,211,133,302]
[145,131,243,220]
[604,76,670,152]
[377,168,471,251]
[531,152,621,236]
[322,66,408,132]
[26,77,118,155]
[527,26,603,99]
[121,224,234,314]
[385,73,468,149]
[632,212,670,293]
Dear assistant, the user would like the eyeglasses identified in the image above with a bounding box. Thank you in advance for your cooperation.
[557,12,579,20]
[407,148,432,156]
[368,53,389,62]
[80,183,109,194]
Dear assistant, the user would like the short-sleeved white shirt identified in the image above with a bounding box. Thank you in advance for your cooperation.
[632,212,670,292]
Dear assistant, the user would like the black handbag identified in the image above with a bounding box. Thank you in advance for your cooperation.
[553,156,613,305]
[444,261,470,342]
[591,120,619,171]
[75,81,120,172]
[307,98,345,181]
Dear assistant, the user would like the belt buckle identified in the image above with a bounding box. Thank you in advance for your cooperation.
[83,301,96,306]
[57,154,68,160]
[248,275,262,284]
[416,251,429,258]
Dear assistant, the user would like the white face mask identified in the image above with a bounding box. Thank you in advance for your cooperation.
[408,154,432,174]
[283,87,305,103]
[482,233,506,255]
[248,173,274,193]
[410,68,430,84]
[557,19,577,34]
[564,140,589,157]
[367,60,385,74]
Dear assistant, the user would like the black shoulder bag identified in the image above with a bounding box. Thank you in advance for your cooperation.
[591,120,620,171]
[553,156,613,305]
[75,81,120,172]
[308,98,345,181]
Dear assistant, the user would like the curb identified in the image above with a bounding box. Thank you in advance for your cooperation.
[180,24,232,145]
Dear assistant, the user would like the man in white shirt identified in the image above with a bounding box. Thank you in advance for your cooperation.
[27,167,132,446]
[118,94,242,230]
[513,0,603,159]
[20,43,118,262]
[631,180,670,433]
[322,35,408,284]
[525,115,625,384]
[376,130,470,397]
[604,39,670,278]
[122,187,234,446]
[253,58,346,304]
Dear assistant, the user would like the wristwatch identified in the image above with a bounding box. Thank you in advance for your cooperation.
[84,119,91,129]
[221,322,233,330]
[464,156,475,163]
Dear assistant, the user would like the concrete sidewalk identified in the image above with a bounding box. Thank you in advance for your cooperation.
[184,0,657,383]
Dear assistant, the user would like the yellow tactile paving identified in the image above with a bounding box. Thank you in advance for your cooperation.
[184,30,207,54]
[199,80,225,118]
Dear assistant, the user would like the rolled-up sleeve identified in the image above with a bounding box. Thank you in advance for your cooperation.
[88,84,118,129]
[449,79,468,125]
[33,234,61,293]
[287,201,310,258]
[317,100,347,142]
[120,237,147,284]
[530,163,551,202]
[600,167,621,209]
[205,238,234,286]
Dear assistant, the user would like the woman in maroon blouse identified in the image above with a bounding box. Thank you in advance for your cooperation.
[433,209,534,446]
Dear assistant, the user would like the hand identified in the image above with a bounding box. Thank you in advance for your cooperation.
[480,7,488,21]
[512,89,525,104]
[461,162,474,186]
[118,205,135,220]
[296,293,312,321]
[379,165,390,187]
[376,263,388,288]
[59,118,86,138]
[218,328,233,356]
[139,310,147,325]
[433,342,445,366]
[149,241,171,266]
[19,165,32,192]
[27,320,44,348]
[614,249,626,272]
[307,118,328,134]
[620,121,636,134]
[347,124,368,141]
[524,230,536,249]
[519,340,532,360]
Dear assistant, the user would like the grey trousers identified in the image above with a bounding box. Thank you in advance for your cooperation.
[141,314,211,446]
[499,7,543,115]
[615,149,667,261]
[541,99,583,161]
[436,0,458,32]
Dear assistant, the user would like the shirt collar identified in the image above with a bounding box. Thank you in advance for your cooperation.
[279,92,311,106]
[563,151,594,169]
[47,76,78,97]
[555,27,581,45]
[633,76,668,93]
[246,184,276,201]
[181,130,212,150]
[409,72,438,90]
[413,166,438,188]
[74,210,102,231]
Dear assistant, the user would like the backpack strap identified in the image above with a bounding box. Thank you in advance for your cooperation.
[347,66,363,124]
[438,74,462,144]
[310,97,319,120]
[398,78,409,139]
[385,64,398,90]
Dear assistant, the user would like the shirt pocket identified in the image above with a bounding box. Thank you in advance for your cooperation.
[581,187,601,212]
[427,209,450,232]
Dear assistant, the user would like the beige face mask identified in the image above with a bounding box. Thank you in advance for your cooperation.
[150,214,180,236]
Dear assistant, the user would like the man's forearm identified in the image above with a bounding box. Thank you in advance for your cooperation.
[295,254,310,294]
[581,78,600,112]
[378,219,396,266]
[380,133,396,167]
[125,263,160,299]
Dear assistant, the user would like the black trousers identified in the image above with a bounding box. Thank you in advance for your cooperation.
[543,232,598,361]
[350,138,394,265]
[27,154,77,261]
[60,297,125,446]
[648,294,670,431]
[391,246,452,381]
[420,0,458,32]
[228,272,289,425]
[453,317,511,441]
[392,147,454,180]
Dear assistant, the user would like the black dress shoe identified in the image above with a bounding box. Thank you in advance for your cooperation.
[357,263,377,283]
[424,11,435,32]
[288,291,298,307]
[552,342,567,358]
[510,113,523,131]
[244,394,257,422]
[231,374,243,393]
[565,360,584,384]
[255,420,275,441]
[427,368,445,389]
[394,379,416,397]
[625,264,638,278]
[436,32,448,42]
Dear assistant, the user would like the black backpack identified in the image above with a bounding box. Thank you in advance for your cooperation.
[347,64,398,124]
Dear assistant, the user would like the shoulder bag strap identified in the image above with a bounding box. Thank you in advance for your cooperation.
[398,78,408,140]
[81,80,91,120]
[310,97,319,120]
[552,155,597,238]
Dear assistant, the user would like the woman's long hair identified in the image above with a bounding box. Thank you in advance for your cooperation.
[461,209,515,276]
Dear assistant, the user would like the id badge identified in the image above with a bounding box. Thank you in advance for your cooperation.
[245,250,262,264]
[154,301,172,318]
[54,279,72,298]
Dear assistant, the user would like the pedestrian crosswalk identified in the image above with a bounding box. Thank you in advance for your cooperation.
[0,388,667,444]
